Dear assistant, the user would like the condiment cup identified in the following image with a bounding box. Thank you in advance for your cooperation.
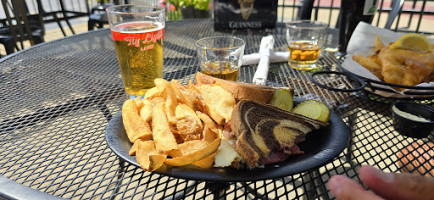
[391,102,434,139]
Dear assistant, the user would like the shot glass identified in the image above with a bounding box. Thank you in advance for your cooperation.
[196,36,245,81]
[107,5,165,99]
[286,20,327,70]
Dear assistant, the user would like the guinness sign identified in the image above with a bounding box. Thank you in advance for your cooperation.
[214,0,277,30]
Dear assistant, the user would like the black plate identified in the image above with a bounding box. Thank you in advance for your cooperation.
[105,100,350,182]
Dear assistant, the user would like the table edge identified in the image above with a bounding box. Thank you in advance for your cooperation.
[0,175,65,200]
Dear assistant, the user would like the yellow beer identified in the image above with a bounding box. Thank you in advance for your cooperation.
[201,61,239,81]
[111,21,164,97]
[288,41,321,63]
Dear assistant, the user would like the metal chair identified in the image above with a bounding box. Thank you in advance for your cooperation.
[36,0,76,36]
[88,4,113,30]
[0,0,45,55]
[87,0,161,30]
[88,0,122,30]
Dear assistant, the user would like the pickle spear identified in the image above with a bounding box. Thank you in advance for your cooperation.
[270,89,294,111]
[293,100,330,122]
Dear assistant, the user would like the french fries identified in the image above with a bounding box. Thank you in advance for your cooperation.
[129,140,139,156]
[199,85,235,125]
[136,140,167,171]
[121,78,232,172]
[152,101,178,153]
[165,138,221,166]
[203,125,220,143]
[155,78,178,125]
[122,99,153,143]
[196,111,217,129]
[144,87,161,100]
[192,153,216,168]
[139,99,153,123]
[175,104,203,141]
[171,80,194,109]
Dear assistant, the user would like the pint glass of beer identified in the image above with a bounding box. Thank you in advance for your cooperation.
[107,5,165,99]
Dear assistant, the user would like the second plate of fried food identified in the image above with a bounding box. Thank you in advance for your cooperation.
[338,23,434,99]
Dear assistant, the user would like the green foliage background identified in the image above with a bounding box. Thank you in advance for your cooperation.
[168,0,210,11]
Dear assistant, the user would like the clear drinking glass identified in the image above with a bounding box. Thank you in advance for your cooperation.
[286,20,327,70]
[107,5,165,99]
[196,36,245,81]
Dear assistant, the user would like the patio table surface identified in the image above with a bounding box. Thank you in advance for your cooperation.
[0,19,432,200]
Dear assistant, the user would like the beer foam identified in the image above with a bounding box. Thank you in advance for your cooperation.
[113,21,164,33]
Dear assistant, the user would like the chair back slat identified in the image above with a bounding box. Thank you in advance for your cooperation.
[13,0,35,45]
[0,0,44,55]
[2,0,23,49]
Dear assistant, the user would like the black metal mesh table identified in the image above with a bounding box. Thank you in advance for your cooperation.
[0,19,432,200]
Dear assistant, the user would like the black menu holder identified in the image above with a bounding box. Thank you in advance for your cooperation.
[214,0,278,30]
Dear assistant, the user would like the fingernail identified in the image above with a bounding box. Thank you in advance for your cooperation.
[329,176,342,196]
[372,167,394,182]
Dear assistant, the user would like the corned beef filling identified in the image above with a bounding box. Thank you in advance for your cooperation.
[226,118,308,166]
[260,151,289,165]
[223,121,235,139]
[259,135,306,165]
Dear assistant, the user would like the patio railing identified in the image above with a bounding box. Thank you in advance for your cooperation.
[277,0,434,35]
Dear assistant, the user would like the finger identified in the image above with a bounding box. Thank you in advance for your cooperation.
[359,165,434,200]
[328,175,383,200]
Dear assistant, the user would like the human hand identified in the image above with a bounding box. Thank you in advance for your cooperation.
[328,165,434,200]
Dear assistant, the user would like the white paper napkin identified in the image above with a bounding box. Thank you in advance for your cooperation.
[252,36,275,85]
[342,22,434,98]
[242,51,290,66]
